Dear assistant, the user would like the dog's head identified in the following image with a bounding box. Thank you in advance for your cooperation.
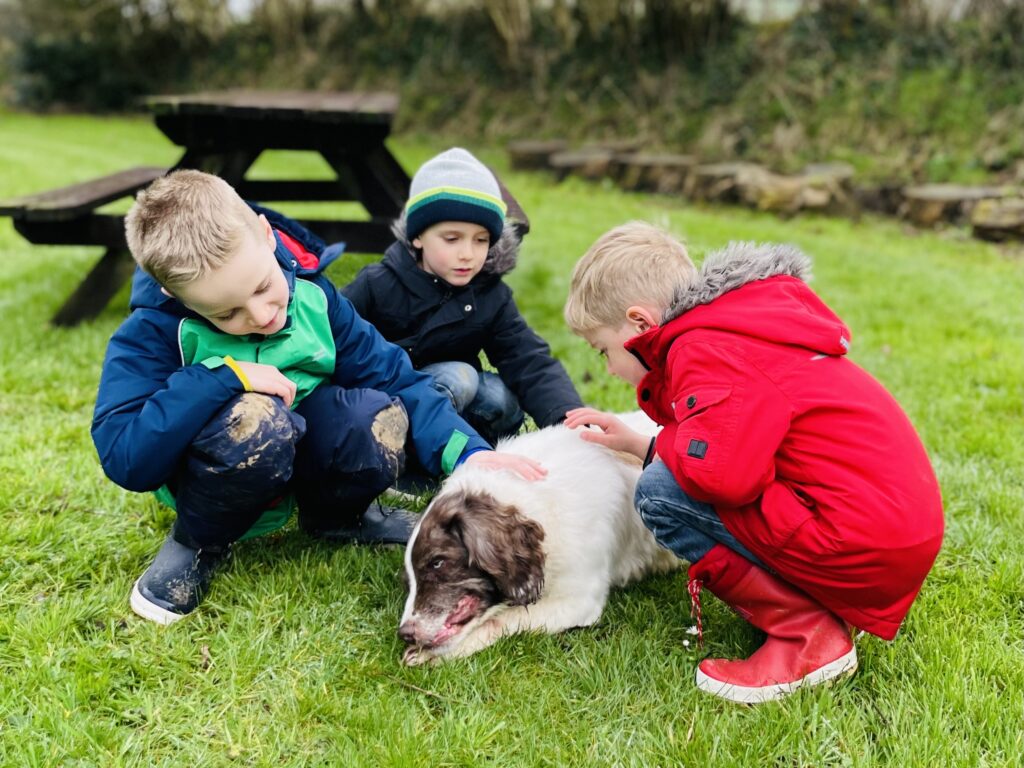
[398,489,545,653]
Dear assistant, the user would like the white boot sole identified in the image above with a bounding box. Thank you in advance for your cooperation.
[130,580,188,626]
[695,647,858,704]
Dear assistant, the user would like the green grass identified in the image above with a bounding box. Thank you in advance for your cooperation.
[1,111,1023,766]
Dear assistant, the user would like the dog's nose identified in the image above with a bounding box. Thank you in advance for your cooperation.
[398,621,417,645]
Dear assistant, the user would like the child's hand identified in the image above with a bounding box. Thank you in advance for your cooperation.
[234,361,297,407]
[464,450,548,481]
[564,407,650,459]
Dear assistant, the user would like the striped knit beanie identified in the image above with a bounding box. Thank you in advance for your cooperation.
[405,148,507,243]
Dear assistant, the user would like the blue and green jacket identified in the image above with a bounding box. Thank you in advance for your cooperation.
[91,211,490,494]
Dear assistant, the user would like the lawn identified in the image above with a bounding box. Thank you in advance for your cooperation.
[1,111,1022,767]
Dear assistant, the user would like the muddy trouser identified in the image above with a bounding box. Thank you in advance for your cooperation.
[171,388,408,549]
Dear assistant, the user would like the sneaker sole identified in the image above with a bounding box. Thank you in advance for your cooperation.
[130,580,188,626]
[694,647,858,704]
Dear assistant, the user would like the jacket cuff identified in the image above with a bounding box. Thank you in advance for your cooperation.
[441,430,469,475]
[221,356,253,391]
[201,355,252,392]
[454,446,489,469]
[441,430,491,475]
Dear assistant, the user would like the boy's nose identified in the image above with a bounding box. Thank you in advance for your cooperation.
[252,306,276,328]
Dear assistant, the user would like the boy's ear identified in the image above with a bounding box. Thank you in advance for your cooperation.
[626,305,659,333]
[411,237,423,250]
[258,214,275,249]
[160,286,174,298]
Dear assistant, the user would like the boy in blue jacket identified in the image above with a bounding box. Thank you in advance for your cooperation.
[92,170,544,625]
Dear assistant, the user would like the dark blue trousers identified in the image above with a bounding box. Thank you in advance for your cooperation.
[171,387,408,548]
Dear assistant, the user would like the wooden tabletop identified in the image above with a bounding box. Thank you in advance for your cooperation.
[145,90,399,124]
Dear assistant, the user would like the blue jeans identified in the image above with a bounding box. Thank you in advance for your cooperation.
[421,361,525,445]
[634,460,764,566]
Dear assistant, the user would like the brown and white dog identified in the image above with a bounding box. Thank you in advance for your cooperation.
[398,420,680,665]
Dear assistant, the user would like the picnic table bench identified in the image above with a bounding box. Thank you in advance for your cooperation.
[1,89,529,326]
[0,166,169,325]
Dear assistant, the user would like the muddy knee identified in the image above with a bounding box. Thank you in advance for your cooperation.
[191,393,305,481]
[370,401,409,480]
[175,394,305,544]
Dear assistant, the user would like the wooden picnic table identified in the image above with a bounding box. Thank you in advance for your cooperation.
[148,90,411,253]
[148,89,529,245]
[1,90,529,326]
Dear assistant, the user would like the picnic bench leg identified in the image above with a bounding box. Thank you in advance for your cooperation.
[51,247,135,326]
[322,147,410,216]
[172,149,262,186]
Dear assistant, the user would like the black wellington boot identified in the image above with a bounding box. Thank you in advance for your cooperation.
[130,532,232,625]
[305,502,419,545]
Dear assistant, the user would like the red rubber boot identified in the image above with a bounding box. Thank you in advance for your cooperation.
[688,544,857,704]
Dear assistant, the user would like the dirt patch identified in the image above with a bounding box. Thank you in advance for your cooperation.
[372,402,408,475]
[165,574,196,607]
[226,393,278,443]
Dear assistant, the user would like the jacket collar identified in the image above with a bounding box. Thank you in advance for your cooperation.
[381,240,497,299]
[382,242,455,300]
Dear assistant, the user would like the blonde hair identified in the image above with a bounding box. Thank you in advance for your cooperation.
[564,221,695,334]
[125,170,260,290]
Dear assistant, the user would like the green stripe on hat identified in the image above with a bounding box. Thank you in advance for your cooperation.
[405,185,507,217]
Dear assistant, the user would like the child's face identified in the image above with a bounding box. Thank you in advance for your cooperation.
[173,215,290,336]
[413,222,490,287]
[584,323,649,386]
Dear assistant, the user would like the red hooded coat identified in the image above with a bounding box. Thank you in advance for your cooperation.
[626,243,944,640]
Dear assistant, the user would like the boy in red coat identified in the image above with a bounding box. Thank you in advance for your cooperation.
[563,222,944,704]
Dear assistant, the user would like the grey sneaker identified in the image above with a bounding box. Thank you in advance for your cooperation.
[130,533,231,625]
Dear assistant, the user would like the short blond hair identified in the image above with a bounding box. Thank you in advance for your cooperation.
[125,170,259,290]
[564,221,695,334]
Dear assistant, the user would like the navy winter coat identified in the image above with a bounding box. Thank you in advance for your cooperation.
[341,217,583,428]
[91,207,489,493]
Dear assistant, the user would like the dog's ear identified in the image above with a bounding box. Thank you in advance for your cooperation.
[452,492,546,606]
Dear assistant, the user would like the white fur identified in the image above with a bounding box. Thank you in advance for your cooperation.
[401,421,680,664]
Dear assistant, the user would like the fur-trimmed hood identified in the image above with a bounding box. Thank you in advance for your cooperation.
[628,241,850,368]
[663,241,812,323]
[391,211,520,277]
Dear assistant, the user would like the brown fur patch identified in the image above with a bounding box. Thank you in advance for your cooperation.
[430,490,546,606]
[408,490,547,625]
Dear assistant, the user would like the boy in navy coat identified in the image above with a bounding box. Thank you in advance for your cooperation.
[342,148,583,461]
[92,170,544,625]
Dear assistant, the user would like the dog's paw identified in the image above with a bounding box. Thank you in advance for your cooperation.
[402,646,436,667]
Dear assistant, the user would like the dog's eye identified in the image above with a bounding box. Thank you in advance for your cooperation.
[430,558,445,570]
